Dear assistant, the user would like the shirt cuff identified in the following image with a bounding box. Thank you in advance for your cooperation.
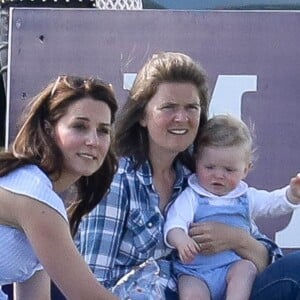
[257,237,283,264]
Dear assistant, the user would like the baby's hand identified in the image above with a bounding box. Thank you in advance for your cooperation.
[178,237,200,263]
[287,173,300,204]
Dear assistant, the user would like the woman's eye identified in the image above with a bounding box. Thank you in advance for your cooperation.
[73,123,86,130]
[97,127,111,135]
[187,104,200,111]
[161,105,174,110]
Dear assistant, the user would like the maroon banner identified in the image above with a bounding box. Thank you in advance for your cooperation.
[7,8,300,249]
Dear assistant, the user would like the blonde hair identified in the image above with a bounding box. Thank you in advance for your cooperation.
[195,114,256,162]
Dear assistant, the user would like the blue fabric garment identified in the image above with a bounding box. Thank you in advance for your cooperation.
[251,251,300,300]
[172,194,251,299]
[0,288,8,300]
[76,156,189,288]
[76,156,283,296]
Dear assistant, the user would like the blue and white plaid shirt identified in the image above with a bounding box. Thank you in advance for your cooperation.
[76,156,190,288]
[76,156,282,289]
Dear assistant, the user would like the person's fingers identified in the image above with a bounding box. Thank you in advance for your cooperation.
[191,234,204,243]
[195,241,202,252]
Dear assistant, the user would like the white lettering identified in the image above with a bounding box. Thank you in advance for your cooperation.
[209,75,257,119]
[123,73,136,90]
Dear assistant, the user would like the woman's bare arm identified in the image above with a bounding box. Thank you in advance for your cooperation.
[14,270,50,300]
[14,194,118,300]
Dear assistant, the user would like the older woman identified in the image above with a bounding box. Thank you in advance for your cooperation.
[77,52,285,299]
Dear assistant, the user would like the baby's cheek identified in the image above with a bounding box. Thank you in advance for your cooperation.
[228,177,240,189]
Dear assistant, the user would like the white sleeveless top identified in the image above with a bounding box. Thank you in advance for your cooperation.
[0,164,68,288]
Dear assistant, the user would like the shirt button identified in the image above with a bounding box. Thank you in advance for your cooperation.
[138,220,143,225]
[147,222,153,228]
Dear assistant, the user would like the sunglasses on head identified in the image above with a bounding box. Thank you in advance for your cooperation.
[50,75,113,97]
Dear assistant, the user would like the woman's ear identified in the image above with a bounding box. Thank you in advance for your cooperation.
[44,121,54,136]
[139,115,147,127]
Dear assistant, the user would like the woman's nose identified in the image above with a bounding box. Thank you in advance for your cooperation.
[86,130,99,146]
[174,109,189,122]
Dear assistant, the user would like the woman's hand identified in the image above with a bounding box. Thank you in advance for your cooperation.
[188,222,243,254]
[188,222,269,272]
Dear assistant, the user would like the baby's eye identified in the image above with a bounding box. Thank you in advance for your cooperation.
[205,165,214,170]
[225,168,235,172]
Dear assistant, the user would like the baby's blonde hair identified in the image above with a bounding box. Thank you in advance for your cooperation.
[195,114,256,163]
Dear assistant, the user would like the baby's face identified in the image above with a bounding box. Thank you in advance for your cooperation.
[195,145,251,196]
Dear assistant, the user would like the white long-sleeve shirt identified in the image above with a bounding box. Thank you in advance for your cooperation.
[164,174,299,247]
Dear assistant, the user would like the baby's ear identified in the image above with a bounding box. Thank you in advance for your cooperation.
[244,161,253,178]
[248,161,254,170]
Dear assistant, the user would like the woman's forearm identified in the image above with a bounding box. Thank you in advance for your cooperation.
[232,228,269,272]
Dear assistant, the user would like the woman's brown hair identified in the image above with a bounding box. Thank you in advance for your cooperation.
[0,75,118,235]
[115,51,210,171]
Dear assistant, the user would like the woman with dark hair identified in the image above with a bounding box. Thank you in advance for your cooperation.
[0,75,118,300]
